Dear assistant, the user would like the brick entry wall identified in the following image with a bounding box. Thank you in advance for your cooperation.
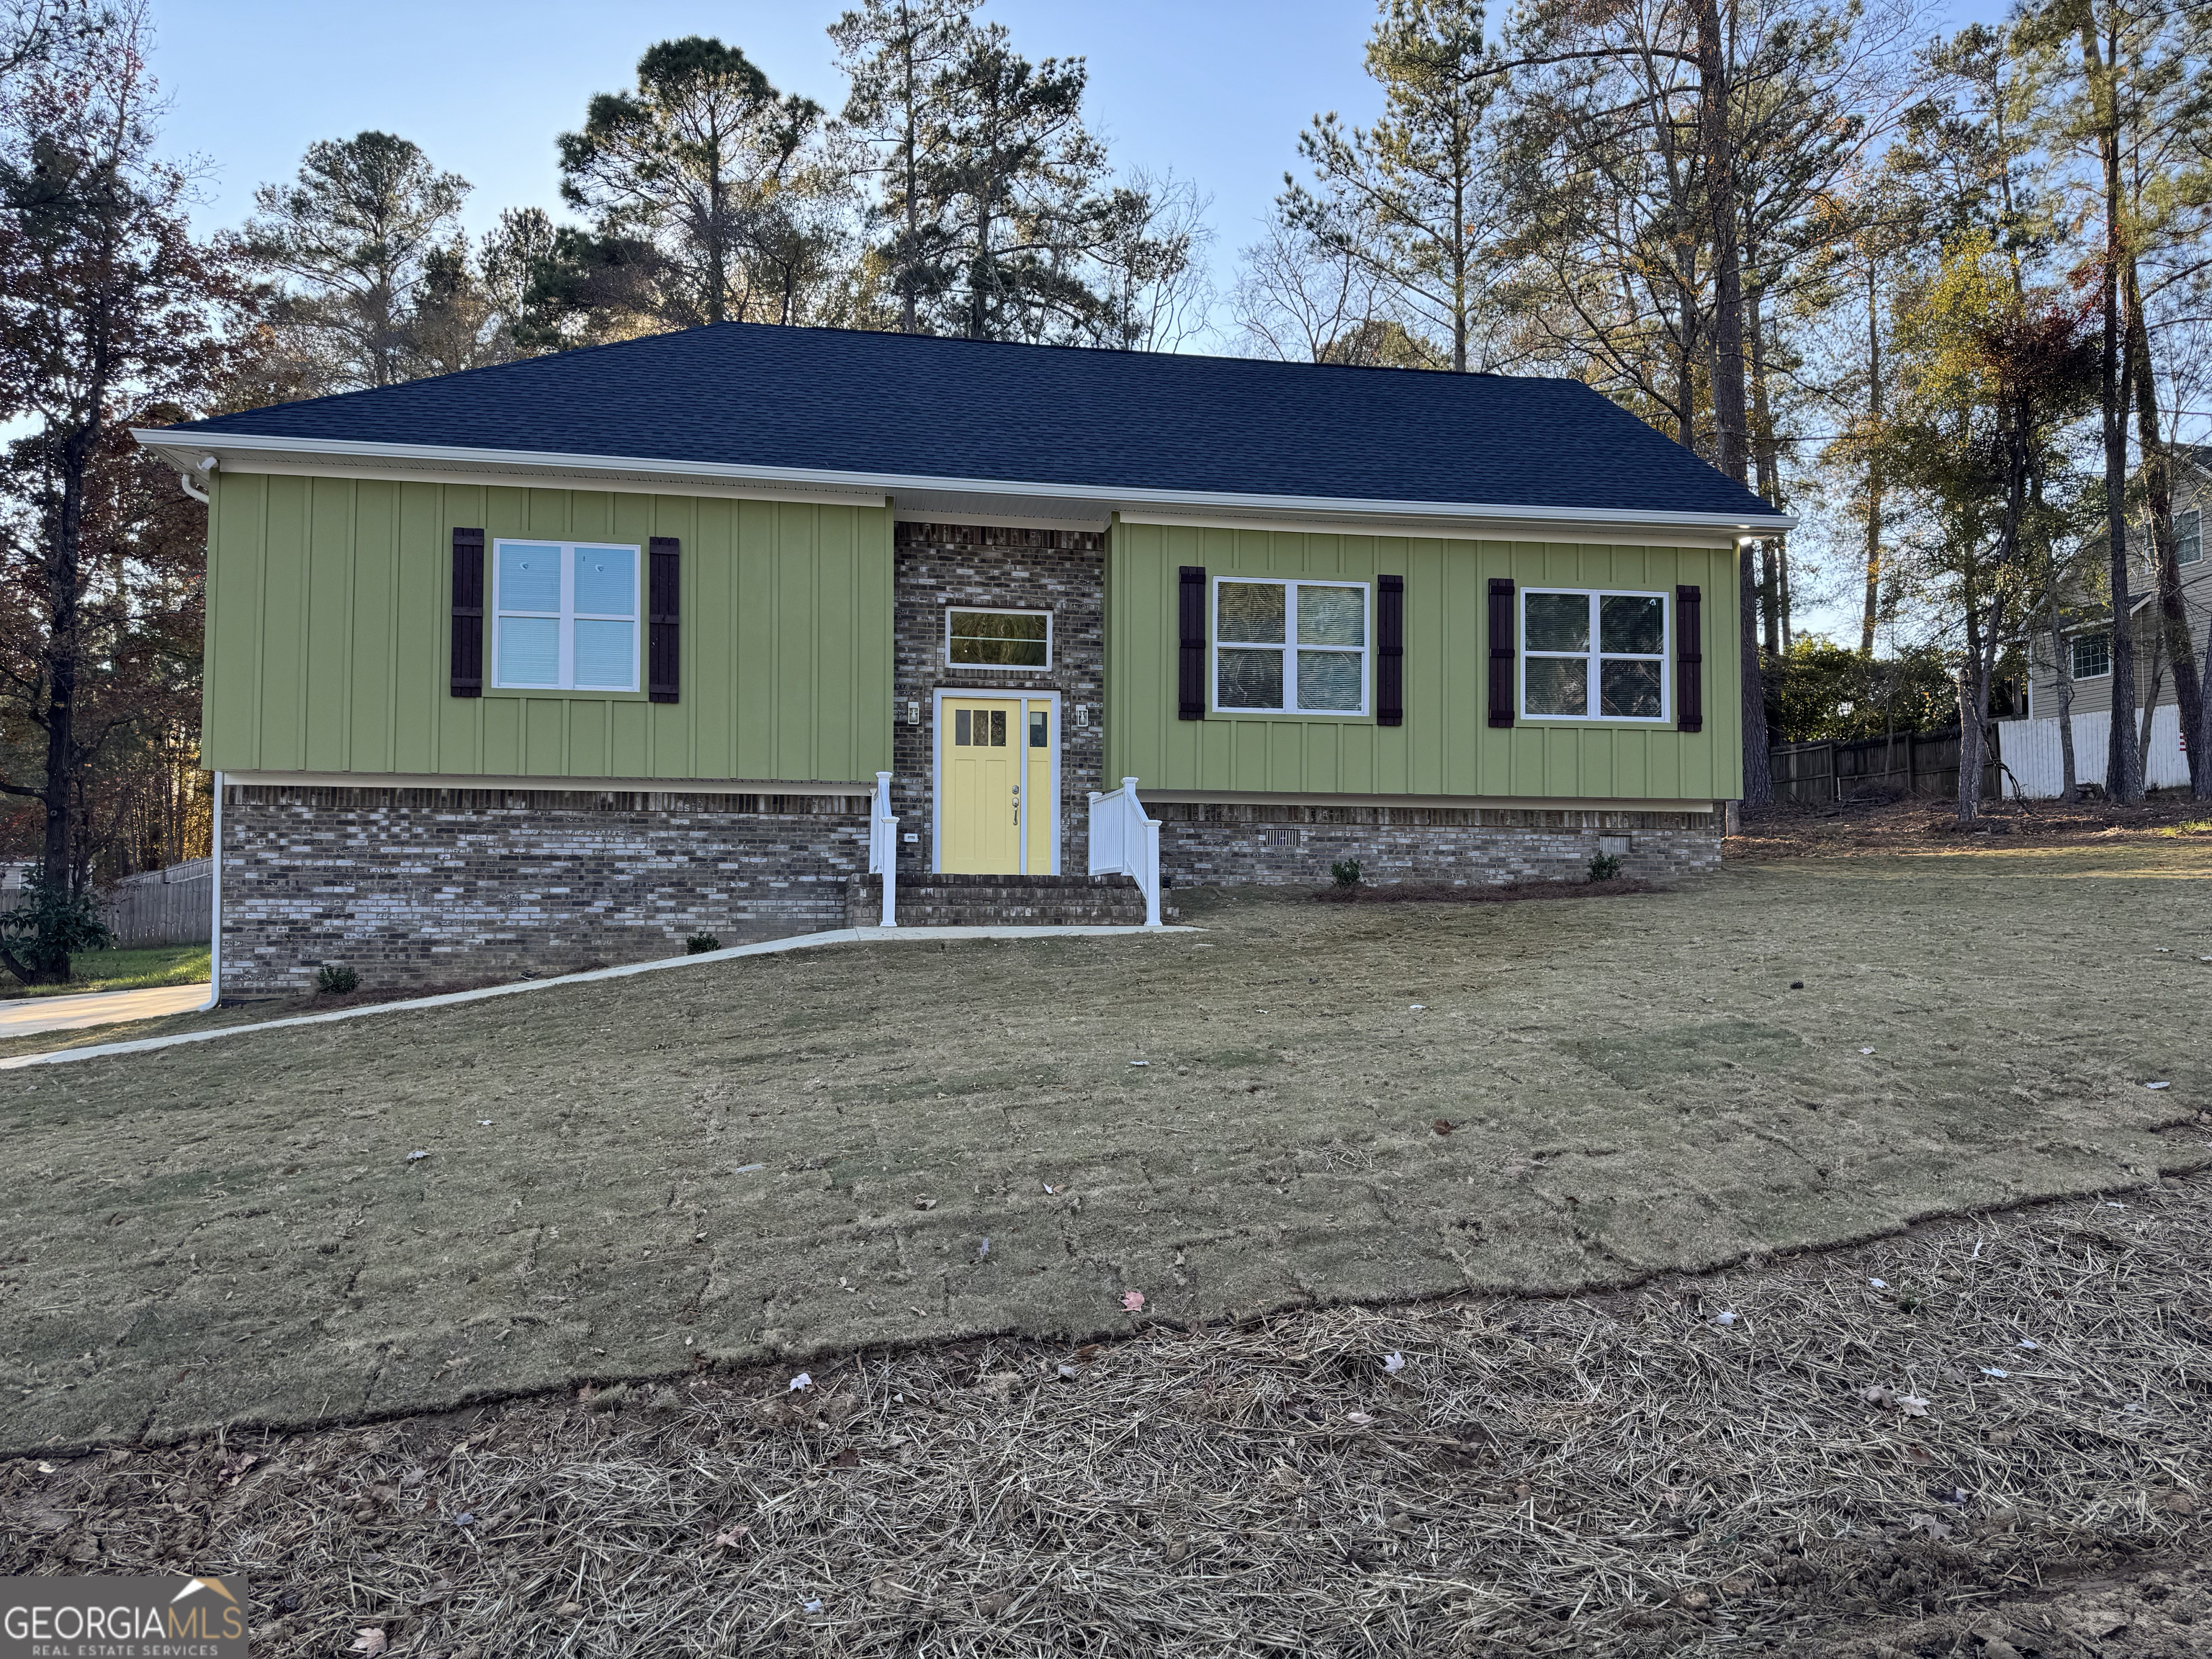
[891,523,1106,876]
[220,783,868,994]
[1153,803,1722,888]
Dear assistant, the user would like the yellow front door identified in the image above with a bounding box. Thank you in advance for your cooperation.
[939,697,1054,873]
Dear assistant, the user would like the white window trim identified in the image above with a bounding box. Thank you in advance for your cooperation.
[2179,506,2203,566]
[491,538,642,693]
[1210,576,1370,716]
[944,606,1053,671]
[1519,587,1671,723]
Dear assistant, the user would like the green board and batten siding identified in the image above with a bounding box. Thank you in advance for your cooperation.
[1107,521,1742,802]
[202,474,895,783]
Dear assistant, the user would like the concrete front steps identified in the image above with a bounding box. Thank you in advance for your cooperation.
[843,873,1166,928]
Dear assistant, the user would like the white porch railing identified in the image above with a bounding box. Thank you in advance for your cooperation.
[867,770,898,927]
[1087,776,1163,927]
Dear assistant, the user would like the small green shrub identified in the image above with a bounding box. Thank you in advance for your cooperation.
[0,876,113,985]
[315,963,359,995]
[1330,859,1362,888]
[1588,853,1623,881]
[685,933,722,955]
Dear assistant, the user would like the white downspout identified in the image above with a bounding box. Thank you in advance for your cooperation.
[189,457,220,1011]
[197,770,221,1012]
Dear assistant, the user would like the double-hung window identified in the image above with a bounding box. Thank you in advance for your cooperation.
[2070,631,2110,680]
[1214,577,1368,714]
[2180,507,2203,566]
[493,540,640,692]
[1521,588,1668,721]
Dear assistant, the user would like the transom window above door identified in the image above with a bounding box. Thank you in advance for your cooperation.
[946,608,1051,668]
[1214,578,1368,715]
[493,540,640,691]
[1521,588,1668,721]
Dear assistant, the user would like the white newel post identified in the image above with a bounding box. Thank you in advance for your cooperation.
[1087,776,1163,926]
[869,771,898,927]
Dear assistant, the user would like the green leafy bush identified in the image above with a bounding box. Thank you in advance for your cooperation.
[0,877,114,985]
[685,933,722,954]
[1329,859,1362,888]
[1588,853,1623,881]
[315,964,359,995]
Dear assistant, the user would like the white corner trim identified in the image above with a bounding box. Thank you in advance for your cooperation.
[0,922,1194,1071]
[130,428,1796,536]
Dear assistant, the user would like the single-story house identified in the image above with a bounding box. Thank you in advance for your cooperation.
[135,324,1788,994]
[2001,449,2209,796]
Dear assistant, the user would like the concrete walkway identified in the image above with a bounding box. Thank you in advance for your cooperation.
[0,981,210,1038]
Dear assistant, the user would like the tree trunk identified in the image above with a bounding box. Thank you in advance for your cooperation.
[1955,665,1982,824]
[1861,262,1883,655]
[2126,267,2202,793]
[2049,600,2078,801]
[2081,9,2141,803]
[1695,0,1766,806]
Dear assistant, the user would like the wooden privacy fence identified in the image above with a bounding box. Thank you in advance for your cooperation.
[101,858,211,945]
[1768,731,2004,806]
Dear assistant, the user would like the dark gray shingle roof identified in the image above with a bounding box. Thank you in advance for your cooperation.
[162,322,1780,521]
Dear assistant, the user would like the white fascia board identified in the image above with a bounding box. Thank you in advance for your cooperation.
[131,428,1799,536]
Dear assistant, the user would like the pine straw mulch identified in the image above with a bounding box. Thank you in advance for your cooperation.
[7,1162,2211,1658]
[1313,876,1657,904]
[1730,789,2212,862]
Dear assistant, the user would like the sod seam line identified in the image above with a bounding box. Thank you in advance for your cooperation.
[0,922,1196,1071]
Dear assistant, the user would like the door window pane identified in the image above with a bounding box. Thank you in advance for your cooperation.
[1218,582,1286,644]
[1298,649,1363,711]
[1297,585,1364,646]
[1029,711,1048,747]
[497,616,559,685]
[1524,592,1590,652]
[1218,647,1285,710]
[1525,655,1587,716]
[989,709,1007,746]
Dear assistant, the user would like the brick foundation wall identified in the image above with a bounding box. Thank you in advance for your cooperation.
[891,523,1106,874]
[1152,802,1722,888]
[219,783,868,994]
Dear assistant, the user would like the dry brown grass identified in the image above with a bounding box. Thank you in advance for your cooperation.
[4,846,2208,1462]
[6,1171,2208,1657]
[1312,876,1658,904]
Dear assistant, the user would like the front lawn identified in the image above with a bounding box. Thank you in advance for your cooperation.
[1,844,2206,1456]
[0,943,210,999]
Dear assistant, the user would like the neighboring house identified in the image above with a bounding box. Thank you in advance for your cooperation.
[135,324,1787,994]
[2002,449,2212,796]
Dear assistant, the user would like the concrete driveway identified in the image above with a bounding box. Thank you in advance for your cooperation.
[0,982,209,1038]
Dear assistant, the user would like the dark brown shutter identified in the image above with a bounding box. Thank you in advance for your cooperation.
[1675,583,1704,732]
[648,536,680,703]
[1377,574,1404,726]
[450,527,485,697]
[1486,577,1516,728]
[1177,565,1206,720]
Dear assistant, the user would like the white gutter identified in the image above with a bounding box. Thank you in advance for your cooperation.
[130,428,1797,535]
[197,770,220,1012]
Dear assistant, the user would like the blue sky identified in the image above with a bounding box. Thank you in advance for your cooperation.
[149,0,2009,310]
